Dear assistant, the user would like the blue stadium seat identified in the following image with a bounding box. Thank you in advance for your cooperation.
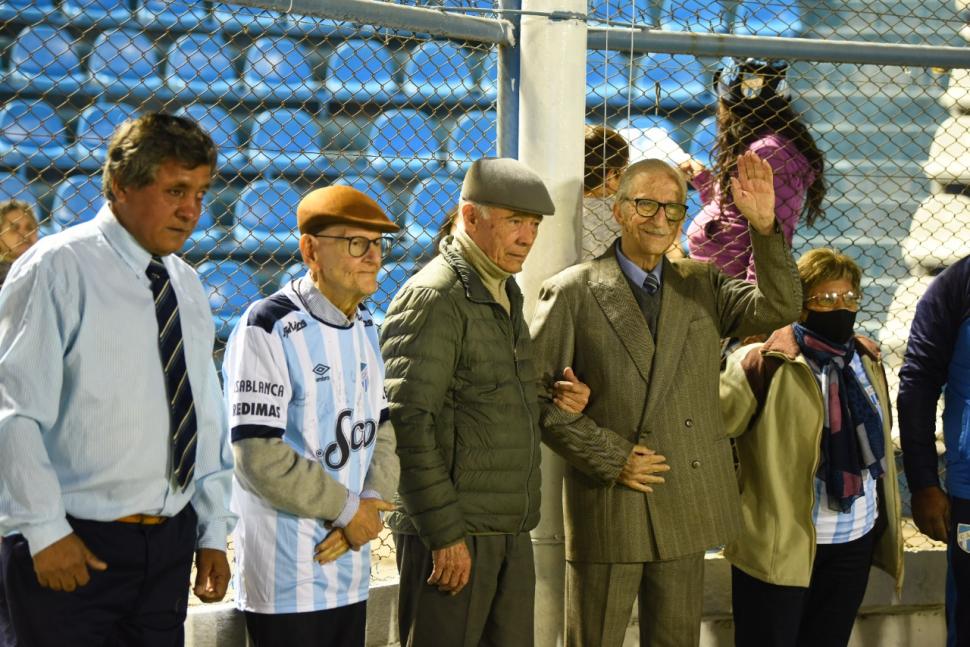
[587,50,645,110]
[165,34,240,103]
[688,115,717,168]
[175,104,247,175]
[371,261,417,323]
[5,26,86,97]
[62,0,130,28]
[636,52,714,110]
[0,0,62,25]
[50,174,104,232]
[446,110,496,173]
[0,100,70,171]
[733,0,803,37]
[402,175,460,260]
[136,0,211,31]
[336,175,398,226]
[474,51,497,104]
[247,108,329,178]
[440,0,494,10]
[400,41,479,108]
[588,0,652,25]
[212,2,287,35]
[72,103,138,171]
[231,179,302,256]
[197,260,262,339]
[323,40,399,105]
[277,262,305,289]
[285,11,363,38]
[365,109,442,180]
[0,172,40,227]
[242,37,317,104]
[87,29,167,102]
[659,0,728,32]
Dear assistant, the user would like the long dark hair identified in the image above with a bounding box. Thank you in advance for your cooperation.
[712,77,826,227]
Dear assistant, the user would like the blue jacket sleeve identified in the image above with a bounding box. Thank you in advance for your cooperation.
[898,257,970,492]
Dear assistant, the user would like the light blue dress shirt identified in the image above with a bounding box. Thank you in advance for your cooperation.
[615,241,664,290]
[0,205,234,555]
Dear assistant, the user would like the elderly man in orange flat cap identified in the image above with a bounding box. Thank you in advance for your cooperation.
[222,185,401,647]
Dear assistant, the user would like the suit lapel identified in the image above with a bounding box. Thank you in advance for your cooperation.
[588,256,655,382]
[645,259,692,414]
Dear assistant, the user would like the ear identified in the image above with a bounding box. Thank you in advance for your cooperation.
[460,202,478,232]
[612,200,624,225]
[298,234,316,268]
[111,179,126,204]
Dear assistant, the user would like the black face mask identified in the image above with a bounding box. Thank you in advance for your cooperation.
[802,309,857,344]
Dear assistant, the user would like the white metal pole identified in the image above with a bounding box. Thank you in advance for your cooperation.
[517,1,586,645]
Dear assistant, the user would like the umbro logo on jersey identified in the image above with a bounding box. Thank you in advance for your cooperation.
[313,364,330,382]
[282,320,307,337]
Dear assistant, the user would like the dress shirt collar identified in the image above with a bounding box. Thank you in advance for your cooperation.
[95,204,154,276]
[614,240,663,291]
[294,273,356,327]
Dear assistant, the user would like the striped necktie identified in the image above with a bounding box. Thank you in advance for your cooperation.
[642,272,660,295]
[146,255,197,489]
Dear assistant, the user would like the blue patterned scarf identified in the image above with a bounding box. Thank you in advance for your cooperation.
[793,324,886,513]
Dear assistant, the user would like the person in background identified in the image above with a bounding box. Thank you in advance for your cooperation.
[0,200,38,288]
[898,254,970,647]
[684,58,825,282]
[582,124,629,261]
[0,113,234,647]
[721,248,903,647]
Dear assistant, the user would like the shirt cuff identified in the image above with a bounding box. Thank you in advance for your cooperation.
[333,491,360,528]
[196,519,229,552]
[21,518,74,557]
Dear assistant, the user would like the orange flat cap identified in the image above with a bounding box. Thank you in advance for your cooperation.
[296,185,400,235]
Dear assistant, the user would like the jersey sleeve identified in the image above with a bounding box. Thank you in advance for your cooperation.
[223,318,291,442]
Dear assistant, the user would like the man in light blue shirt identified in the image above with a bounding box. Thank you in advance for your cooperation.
[0,113,234,647]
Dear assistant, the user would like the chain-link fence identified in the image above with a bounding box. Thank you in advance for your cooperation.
[582,0,968,552]
[0,0,966,603]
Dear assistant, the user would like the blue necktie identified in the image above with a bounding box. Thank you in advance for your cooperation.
[642,273,660,295]
[146,256,197,489]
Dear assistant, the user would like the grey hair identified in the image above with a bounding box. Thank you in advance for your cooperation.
[615,158,688,204]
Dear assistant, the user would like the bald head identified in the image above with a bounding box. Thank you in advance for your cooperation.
[615,159,687,205]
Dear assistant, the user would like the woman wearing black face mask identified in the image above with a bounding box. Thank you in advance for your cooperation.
[718,248,903,647]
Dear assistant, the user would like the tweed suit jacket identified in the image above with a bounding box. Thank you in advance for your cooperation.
[530,228,801,563]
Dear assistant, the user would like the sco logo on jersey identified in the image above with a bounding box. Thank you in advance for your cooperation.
[323,409,377,469]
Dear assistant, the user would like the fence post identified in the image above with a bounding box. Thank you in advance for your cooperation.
[517,0,586,644]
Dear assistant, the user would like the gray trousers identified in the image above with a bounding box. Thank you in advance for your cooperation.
[395,532,535,647]
[565,553,704,647]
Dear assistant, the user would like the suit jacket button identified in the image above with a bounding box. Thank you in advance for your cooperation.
[691,460,701,469]
[684,418,694,428]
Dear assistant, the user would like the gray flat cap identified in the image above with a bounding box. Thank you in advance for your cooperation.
[461,157,556,216]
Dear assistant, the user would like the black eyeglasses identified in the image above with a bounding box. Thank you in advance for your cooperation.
[622,198,688,223]
[311,234,393,257]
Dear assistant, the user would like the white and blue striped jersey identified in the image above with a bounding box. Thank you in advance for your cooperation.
[223,281,388,614]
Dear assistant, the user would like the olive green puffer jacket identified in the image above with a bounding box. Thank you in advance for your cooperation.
[379,239,542,550]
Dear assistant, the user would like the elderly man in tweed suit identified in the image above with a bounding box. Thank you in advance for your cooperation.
[530,153,802,647]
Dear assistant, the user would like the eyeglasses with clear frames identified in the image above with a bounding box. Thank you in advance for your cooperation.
[804,290,863,310]
[311,234,393,258]
[622,198,688,223]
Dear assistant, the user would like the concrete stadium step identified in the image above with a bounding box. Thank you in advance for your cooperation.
[811,122,935,163]
[797,92,948,124]
[790,234,909,280]
[805,23,965,46]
